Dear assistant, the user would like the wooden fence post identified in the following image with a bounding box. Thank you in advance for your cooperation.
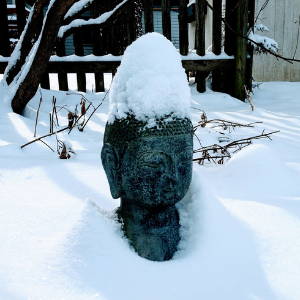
[178,0,189,55]
[195,0,206,92]
[73,32,86,92]
[0,0,10,57]
[16,0,26,36]
[41,73,50,89]
[246,0,255,91]
[142,0,154,33]
[92,1,105,92]
[56,40,69,91]
[234,0,249,100]
[162,0,171,40]
[211,0,223,91]
[223,0,237,96]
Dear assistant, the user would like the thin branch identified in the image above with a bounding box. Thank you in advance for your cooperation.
[21,127,69,149]
[34,90,43,137]
[225,130,280,148]
[52,96,59,126]
[38,139,55,152]
[68,102,92,134]
[254,0,270,24]
[193,130,279,165]
[80,89,110,131]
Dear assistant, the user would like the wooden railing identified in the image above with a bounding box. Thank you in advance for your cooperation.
[0,0,254,100]
[0,54,234,91]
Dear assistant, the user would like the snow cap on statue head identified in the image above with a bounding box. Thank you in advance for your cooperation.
[108,32,191,127]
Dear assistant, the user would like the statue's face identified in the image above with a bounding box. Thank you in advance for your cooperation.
[120,133,193,208]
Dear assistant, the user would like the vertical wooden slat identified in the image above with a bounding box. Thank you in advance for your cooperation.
[95,73,105,92]
[246,0,255,91]
[223,0,238,96]
[0,0,10,57]
[224,0,237,56]
[40,73,50,89]
[92,1,105,92]
[56,40,69,91]
[16,0,26,36]
[162,0,171,40]
[212,0,222,55]
[211,0,223,91]
[142,0,154,33]
[126,0,137,44]
[73,32,86,92]
[234,0,249,100]
[178,0,189,55]
[195,0,206,92]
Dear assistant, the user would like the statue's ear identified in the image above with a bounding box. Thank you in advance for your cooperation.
[101,143,121,199]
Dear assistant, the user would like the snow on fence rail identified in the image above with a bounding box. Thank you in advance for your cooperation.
[0,53,234,92]
[0,0,254,99]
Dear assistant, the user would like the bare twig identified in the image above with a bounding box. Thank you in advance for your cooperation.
[80,89,110,131]
[34,91,43,137]
[254,0,270,24]
[244,85,255,111]
[68,102,92,134]
[21,127,69,149]
[193,130,279,165]
[38,139,55,152]
[52,96,59,127]
[194,116,262,132]
[49,113,53,134]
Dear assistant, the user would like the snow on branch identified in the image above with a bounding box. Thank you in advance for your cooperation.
[248,26,279,54]
[58,0,129,38]
[254,24,270,32]
[64,0,94,20]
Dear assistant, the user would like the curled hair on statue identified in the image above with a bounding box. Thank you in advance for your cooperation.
[104,113,193,148]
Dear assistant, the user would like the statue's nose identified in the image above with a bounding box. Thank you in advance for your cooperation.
[163,166,178,189]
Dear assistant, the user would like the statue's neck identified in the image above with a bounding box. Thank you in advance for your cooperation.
[118,199,179,227]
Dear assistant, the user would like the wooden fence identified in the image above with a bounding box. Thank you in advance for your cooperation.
[0,0,254,100]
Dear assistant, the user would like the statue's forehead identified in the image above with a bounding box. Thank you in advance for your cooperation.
[126,134,193,153]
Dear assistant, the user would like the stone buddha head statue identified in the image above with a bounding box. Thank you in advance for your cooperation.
[101,115,193,261]
[101,33,193,261]
[102,115,193,210]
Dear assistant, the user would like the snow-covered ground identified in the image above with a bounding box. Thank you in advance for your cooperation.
[0,81,300,300]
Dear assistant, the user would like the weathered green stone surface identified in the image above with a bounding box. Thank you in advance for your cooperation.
[101,115,193,261]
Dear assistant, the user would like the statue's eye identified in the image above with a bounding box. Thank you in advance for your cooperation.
[143,162,160,169]
[140,153,165,169]
[143,158,162,168]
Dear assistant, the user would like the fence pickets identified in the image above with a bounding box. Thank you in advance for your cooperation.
[0,0,254,101]
[0,0,10,57]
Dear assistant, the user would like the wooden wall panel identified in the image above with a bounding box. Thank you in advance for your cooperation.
[253,0,300,81]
